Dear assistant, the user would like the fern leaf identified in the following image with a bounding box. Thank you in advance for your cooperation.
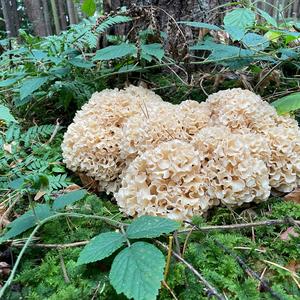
[95,16,132,34]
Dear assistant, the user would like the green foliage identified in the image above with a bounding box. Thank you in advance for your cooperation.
[126,215,180,239]
[77,216,179,299]
[271,92,300,115]
[223,8,256,31]
[81,0,96,17]
[110,242,165,300]
[52,189,87,210]
[93,43,137,61]
[0,105,17,123]
[2,204,54,240]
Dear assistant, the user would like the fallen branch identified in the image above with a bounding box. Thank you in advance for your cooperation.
[180,218,300,234]
[156,240,225,300]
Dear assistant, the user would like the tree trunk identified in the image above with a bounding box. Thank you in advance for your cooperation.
[57,0,67,30]
[24,0,48,36]
[104,0,228,26]
[41,0,53,35]
[50,0,61,34]
[1,0,20,37]
[66,0,77,24]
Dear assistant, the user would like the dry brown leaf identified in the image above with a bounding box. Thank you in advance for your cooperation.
[34,190,47,201]
[280,227,299,241]
[0,203,10,229]
[3,143,12,154]
[285,260,300,273]
[284,188,300,204]
[64,184,81,192]
[0,262,11,277]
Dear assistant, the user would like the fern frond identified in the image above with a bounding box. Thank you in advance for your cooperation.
[21,125,59,146]
[48,174,69,190]
[95,15,132,34]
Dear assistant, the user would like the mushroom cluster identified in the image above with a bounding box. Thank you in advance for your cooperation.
[62,86,300,221]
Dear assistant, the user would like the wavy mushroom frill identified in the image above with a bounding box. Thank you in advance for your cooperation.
[206,88,300,192]
[192,126,271,206]
[120,102,186,163]
[115,140,212,221]
[61,85,163,193]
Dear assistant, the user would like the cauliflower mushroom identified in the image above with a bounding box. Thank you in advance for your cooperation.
[62,85,163,193]
[115,140,212,221]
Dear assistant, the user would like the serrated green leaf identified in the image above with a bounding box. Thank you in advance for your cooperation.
[2,204,54,240]
[0,76,24,88]
[271,92,300,115]
[109,242,165,300]
[93,43,137,61]
[242,32,270,51]
[224,8,256,30]
[257,8,278,27]
[81,0,96,16]
[52,189,87,210]
[126,215,180,239]
[77,232,126,265]
[141,43,164,62]
[179,21,221,31]
[19,76,50,100]
[224,25,245,41]
[69,57,94,68]
[0,105,17,123]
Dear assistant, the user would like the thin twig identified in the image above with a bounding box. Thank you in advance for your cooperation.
[11,240,89,248]
[180,219,300,234]
[58,250,71,283]
[162,280,179,300]
[213,239,284,300]
[46,119,61,144]
[164,236,173,280]
[156,240,225,300]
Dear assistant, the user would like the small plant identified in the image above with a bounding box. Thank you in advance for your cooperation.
[77,216,180,300]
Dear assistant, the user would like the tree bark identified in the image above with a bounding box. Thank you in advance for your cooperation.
[1,0,20,37]
[66,0,77,24]
[41,0,53,35]
[50,0,61,34]
[24,0,48,36]
[104,0,228,26]
[57,0,67,30]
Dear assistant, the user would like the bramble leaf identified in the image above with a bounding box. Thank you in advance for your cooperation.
[141,43,164,61]
[224,8,256,30]
[77,232,126,265]
[271,92,300,115]
[52,189,87,210]
[19,76,50,100]
[109,242,165,300]
[2,204,54,240]
[0,105,17,123]
[126,215,180,239]
[93,43,137,61]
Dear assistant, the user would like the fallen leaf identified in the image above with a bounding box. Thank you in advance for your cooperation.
[280,227,299,241]
[285,260,300,273]
[34,190,47,201]
[0,262,11,277]
[0,204,10,229]
[64,184,81,192]
[3,143,12,154]
[284,188,300,204]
